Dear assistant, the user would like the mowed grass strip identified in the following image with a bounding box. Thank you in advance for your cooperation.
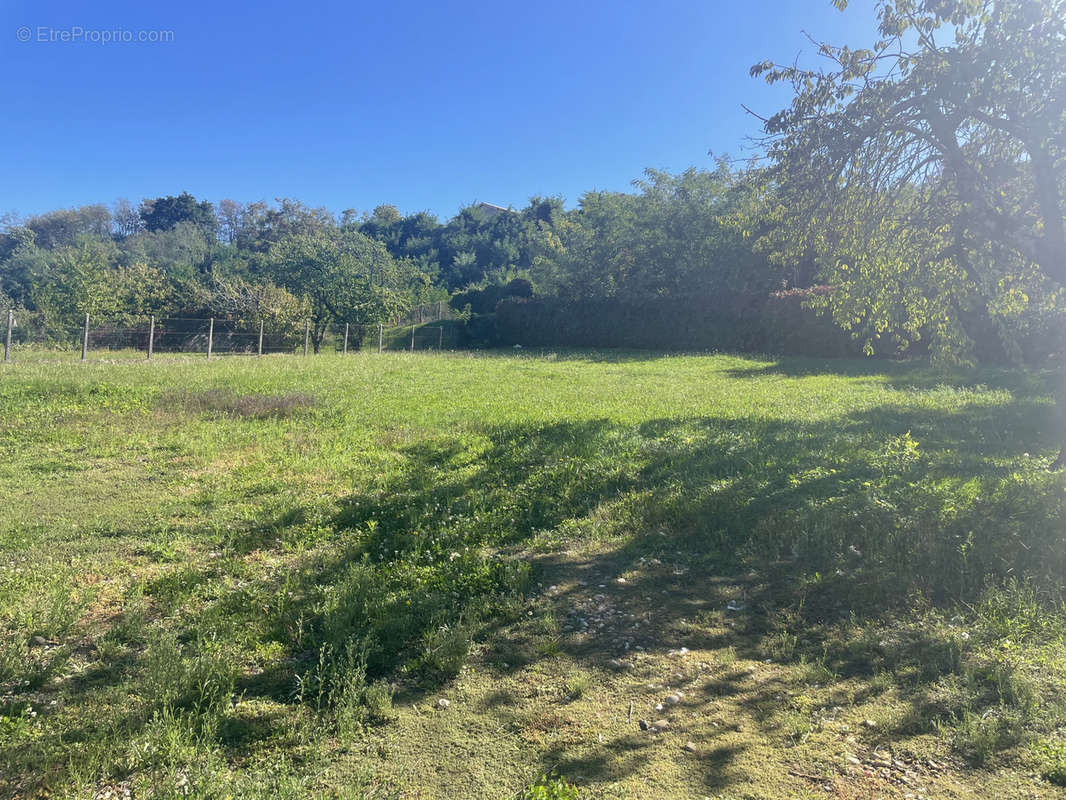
[0,350,1064,799]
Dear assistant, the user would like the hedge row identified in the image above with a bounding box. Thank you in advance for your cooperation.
[449,279,534,316]
[490,289,862,356]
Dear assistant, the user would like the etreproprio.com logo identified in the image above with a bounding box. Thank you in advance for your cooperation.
[16,26,175,44]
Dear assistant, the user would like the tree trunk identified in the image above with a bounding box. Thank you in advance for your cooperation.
[1055,360,1066,469]
[311,318,326,354]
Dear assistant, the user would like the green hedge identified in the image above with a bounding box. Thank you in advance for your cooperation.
[450,279,533,316]
[493,289,861,355]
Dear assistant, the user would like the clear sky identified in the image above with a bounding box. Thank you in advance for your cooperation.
[1,0,880,220]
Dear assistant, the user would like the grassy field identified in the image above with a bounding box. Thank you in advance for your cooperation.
[1,349,1065,799]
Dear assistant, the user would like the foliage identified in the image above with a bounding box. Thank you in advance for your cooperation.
[4,146,1058,364]
[761,287,862,357]
[192,275,308,348]
[753,0,1066,367]
[27,236,171,335]
[520,774,579,800]
[121,221,215,281]
[451,276,535,316]
[0,231,49,308]
[267,228,416,352]
[24,204,112,249]
[1032,739,1066,786]
[140,192,218,235]
[494,291,857,354]
[529,164,775,302]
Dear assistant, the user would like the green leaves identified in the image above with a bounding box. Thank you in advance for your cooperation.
[267,227,418,349]
[755,0,1066,363]
[533,164,775,302]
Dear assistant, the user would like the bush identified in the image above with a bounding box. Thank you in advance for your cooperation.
[139,631,240,738]
[363,680,394,721]
[420,623,472,679]
[460,313,500,347]
[451,278,533,317]
[449,278,537,347]
[951,706,1032,765]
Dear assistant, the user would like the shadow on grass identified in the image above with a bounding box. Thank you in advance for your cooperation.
[8,368,1066,795]
[724,355,1059,394]
[537,733,655,788]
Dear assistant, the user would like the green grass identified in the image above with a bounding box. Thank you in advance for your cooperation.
[0,348,1064,798]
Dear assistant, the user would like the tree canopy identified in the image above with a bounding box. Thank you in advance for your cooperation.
[267,228,418,352]
[752,0,1066,359]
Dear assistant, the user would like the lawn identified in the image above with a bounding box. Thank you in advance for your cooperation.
[1,349,1065,799]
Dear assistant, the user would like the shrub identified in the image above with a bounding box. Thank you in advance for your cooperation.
[363,680,394,721]
[951,706,1032,765]
[461,313,500,347]
[139,632,240,737]
[563,672,591,700]
[420,623,472,679]
[494,294,764,351]
[451,278,534,317]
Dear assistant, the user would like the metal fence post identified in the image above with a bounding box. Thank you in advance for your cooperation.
[81,313,89,361]
[304,321,310,356]
[207,318,214,359]
[3,310,12,363]
[147,315,155,360]
[343,322,349,355]
[410,325,415,352]
[438,325,443,350]
[258,319,264,357]
[378,323,383,353]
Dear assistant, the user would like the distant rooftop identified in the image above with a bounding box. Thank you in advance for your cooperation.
[476,202,512,219]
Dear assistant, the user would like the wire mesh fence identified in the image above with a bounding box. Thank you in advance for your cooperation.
[1,310,462,362]
[390,300,454,327]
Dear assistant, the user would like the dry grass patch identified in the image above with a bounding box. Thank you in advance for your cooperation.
[161,388,317,419]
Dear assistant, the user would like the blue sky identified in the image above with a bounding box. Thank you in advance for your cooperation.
[1,0,880,220]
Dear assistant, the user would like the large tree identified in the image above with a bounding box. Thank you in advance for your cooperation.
[25,205,112,249]
[753,0,1066,462]
[268,227,415,352]
[529,166,772,301]
[140,192,217,236]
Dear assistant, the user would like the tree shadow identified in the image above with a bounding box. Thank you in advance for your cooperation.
[537,733,655,787]
[724,355,1059,395]
[474,347,686,363]
[13,369,1066,795]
